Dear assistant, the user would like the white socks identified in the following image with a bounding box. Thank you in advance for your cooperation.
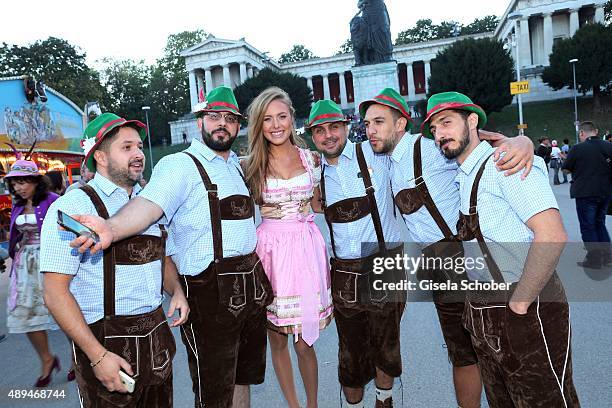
[376,386,393,401]
[345,400,364,408]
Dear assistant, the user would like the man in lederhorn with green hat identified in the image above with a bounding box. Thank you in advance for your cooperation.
[424,91,579,407]
[41,112,189,407]
[66,86,273,408]
[307,99,405,408]
[360,88,535,408]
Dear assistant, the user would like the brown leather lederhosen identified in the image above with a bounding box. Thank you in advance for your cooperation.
[320,142,404,316]
[456,156,580,408]
[73,185,176,408]
[179,153,273,407]
[393,135,464,284]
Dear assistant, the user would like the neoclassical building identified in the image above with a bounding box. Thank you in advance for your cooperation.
[170,0,607,144]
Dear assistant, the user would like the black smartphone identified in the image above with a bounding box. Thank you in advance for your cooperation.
[57,210,99,243]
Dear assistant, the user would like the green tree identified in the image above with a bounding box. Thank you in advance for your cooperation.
[278,44,317,64]
[0,37,107,108]
[395,19,437,45]
[99,58,151,126]
[542,23,612,113]
[233,68,312,118]
[428,37,514,114]
[147,30,207,144]
[461,15,500,35]
[336,39,353,55]
[436,21,462,39]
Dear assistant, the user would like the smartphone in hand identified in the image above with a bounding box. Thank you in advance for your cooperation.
[118,370,135,393]
[57,210,100,243]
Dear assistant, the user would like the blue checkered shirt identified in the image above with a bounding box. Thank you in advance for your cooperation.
[40,174,167,324]
[390,134,460,244]
[456,141,559,282]
[322,140,402,259]
[138,138,257,276]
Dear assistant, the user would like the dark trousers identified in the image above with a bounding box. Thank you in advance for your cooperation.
[551,159,567,184]
[576,196,612,264]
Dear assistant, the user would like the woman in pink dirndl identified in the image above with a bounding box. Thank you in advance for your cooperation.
[243,87,332,408]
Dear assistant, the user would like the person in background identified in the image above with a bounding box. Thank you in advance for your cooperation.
[4,150,60,387]
[561,138,571,154]
[535,137,552,171]
[563,121,612,269]
[45,170,66,195]
[65,160,95,193]
[550,140,567,185]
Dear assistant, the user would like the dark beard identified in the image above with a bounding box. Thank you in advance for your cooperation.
[322,139,347,160]
[107,158,142,187]
[201,126,237,152]
[441,123,471,159]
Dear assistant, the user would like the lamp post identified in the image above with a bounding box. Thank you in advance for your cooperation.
[508,12,524,135]
[569,58,579,144]
[141,106,154,172]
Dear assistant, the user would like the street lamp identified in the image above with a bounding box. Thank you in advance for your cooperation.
[141,106,154,172]
[508,12,525,135]
[569,58,579,144]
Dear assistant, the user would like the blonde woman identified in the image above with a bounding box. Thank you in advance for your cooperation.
[244,87,332,408]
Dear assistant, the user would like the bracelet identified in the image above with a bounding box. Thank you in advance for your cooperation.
[90,350,108,368]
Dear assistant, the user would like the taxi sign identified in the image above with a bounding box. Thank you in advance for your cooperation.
[510,81,530,95]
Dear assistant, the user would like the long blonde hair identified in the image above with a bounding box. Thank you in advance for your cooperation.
[244,87,305,204]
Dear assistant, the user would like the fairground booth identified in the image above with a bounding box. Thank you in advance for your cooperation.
[0,76,85,246]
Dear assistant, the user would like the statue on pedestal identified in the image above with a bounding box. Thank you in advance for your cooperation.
[350,0,394,66]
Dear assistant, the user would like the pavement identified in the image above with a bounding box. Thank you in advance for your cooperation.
[0,173,611,408]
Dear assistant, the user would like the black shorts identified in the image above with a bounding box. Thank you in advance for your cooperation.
[334,301,405,388]
[432,298,478,367]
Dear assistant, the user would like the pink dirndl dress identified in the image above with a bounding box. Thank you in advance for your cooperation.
[256,147,332,346]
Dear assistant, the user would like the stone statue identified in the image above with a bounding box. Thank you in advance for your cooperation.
[350,0,394,66]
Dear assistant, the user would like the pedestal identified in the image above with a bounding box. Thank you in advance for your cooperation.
[352,61,399,116]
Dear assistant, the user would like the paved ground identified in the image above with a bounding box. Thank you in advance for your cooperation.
[0,174,610,407]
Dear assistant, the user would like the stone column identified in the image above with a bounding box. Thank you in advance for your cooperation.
[543,13,553,65]
[569,8,580,37]
[322,74,330,100]
[306,77,313,92]
[196,72,204,99]
[204,68,213,94]
[424,60,431,94]
[247,65,254,78]
[519,17,532,67]
[239,63,248,85]
[407,62,415,100]
[339,72,348,108]
[595,5,605,24]
[222,64,231,88]
[188,70,198,110]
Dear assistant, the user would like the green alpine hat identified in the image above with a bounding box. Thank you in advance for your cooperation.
[305,100,349,133]
[358,88,413,131]
[421,92,487,138]
[193,86,242,117]
[81,112,147,172]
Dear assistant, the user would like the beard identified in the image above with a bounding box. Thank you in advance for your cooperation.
[373,137,396,154]
[201,125,237,152]
[440,122,471,160]
[322,138,347,161]
[107,156,143,187]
